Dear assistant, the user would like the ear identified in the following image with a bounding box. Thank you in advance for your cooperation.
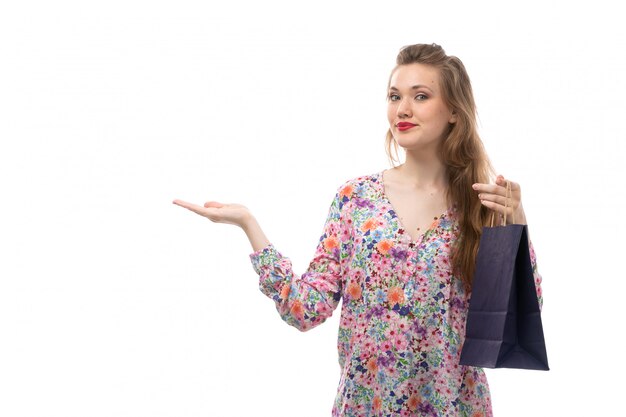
[449,111,457,124]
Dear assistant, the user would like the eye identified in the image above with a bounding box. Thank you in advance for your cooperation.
[388,93,428,101]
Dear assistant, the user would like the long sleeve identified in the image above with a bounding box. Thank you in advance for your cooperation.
[249,184,348,332]
[527,237,543,311]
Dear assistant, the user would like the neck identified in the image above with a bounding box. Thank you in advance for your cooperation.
[396,150,448,191]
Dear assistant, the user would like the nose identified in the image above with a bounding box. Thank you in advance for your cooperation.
[396,97,412,117]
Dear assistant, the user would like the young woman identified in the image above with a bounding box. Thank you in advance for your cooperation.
[173,43,543,417]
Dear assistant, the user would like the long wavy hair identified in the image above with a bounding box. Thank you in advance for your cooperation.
[384,43,496,292]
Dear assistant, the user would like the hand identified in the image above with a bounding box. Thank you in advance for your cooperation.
[172,198,253,229]
[472,175,527,225]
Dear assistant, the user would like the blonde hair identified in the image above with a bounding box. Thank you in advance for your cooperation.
[384,43,496,291]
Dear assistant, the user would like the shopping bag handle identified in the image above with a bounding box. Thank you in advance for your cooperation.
[489,180,515,227]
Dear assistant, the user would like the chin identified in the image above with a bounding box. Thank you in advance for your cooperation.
[396,138,437,151]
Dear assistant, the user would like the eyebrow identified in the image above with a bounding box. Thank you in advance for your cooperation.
[389,85,433,92]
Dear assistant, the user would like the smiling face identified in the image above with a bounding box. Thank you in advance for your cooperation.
[387,63,457,154]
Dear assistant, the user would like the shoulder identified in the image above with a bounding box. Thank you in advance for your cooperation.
[332,170,382,207]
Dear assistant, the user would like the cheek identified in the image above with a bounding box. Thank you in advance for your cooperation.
[419,108,448,129]
[436,106,452,122]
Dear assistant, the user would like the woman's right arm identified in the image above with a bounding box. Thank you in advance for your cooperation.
[173,182,350,332]
[241,214,271,253]
[245,185,349,332]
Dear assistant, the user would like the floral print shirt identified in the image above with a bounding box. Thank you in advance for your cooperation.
[249,170,543,417]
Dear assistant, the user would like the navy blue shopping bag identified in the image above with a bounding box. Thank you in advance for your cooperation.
[459,181,549,370]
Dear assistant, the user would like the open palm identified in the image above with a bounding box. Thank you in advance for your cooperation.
[172,199,251,228]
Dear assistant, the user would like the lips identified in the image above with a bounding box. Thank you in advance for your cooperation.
[397,122,417,131]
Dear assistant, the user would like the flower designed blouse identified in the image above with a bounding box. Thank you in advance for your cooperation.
[249,170,543,417]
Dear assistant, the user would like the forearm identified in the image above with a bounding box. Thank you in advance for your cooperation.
[242,214,271,253]
[247,187,346,332]
[248,237,342,332]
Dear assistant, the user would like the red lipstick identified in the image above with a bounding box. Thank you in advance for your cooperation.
[397,122,417,131]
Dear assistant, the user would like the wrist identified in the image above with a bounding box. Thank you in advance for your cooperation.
[512,208,527,225]
[240,213,257,232]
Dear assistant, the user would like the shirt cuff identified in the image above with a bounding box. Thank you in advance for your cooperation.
[249,243,283,275]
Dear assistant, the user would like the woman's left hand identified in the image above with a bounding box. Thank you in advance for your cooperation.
[472,175,527,225]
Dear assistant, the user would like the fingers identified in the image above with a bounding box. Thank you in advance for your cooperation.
[472,178,517,194]
[496,175,520,193]
[172,199,208,215]
[472,175,521,213]
[472,176,519,196]
[478,199,514,216]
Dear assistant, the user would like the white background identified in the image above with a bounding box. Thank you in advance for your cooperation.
[1,1,624,416]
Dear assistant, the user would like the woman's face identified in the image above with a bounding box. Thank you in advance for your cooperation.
[387,63,457,153]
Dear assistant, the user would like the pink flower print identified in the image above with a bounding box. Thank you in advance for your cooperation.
[380,339,393,352]
[435,255,451,270]
[315,300,332,317]
[393,334,409,351]
[384,324,399,340]
[396,317,410,333]
[379,256,392,271]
